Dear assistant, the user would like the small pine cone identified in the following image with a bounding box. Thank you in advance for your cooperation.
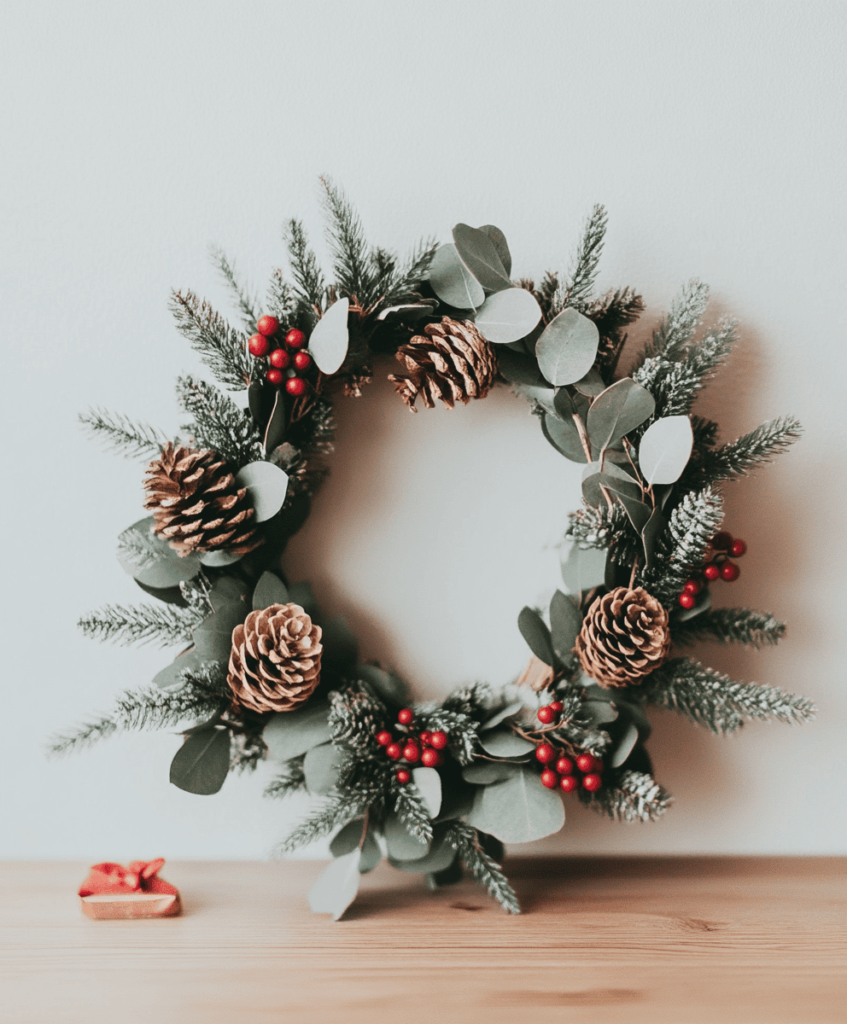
[575,586,670,689]
[389,317,498,412]
[143,442,261,557]
[228,603,322,713]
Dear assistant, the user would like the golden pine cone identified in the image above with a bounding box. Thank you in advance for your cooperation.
[575,586,670,689]
[143,443,262,557]
[227,603,323,713]
[389,317,498,411]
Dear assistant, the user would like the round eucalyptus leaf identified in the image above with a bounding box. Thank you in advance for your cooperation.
[428,243,484,309]
[638,415,694,485]
[536,308,600,386]
[199,548,244,567]
[452,223,512,292]
[308,848,361,921]
[309,297,349,375]
[475,287,542,344]
[478,224,512,276]
[235,460,289,522]
[117,517,202,588]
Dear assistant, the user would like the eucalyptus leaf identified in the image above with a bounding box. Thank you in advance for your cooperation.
[117,517,202,588]
[560,542,608,594]
[390,829,456,874]
[263,701,331,762]
[609,489,652,533]
[134,579,189,606]
[192,601,247,661]
[309,297,349,375]
[169,726,230,795]
[583,699,619,726]
[542,411,588,463]
[478,728,535,757]
[358,830,382,873]
[209,576,249,609]
[466,767,565,844]
[475,287,541,344]
[553,386,590,421]
[452,223,511,292]
[517,606,555,666]
[478,224,512,276]
[153,648,209,690]
[384,811,430,861]
[480,701,524,731]
[303,742,343,795]
[412,766,442,817]
[199,549,244,568]
[429,243,484,309]
[496,347,546,386]
[287,581,318,617]
[549,590,582,664]
[252,571,289,610]
[511,382,556,414]
[572,369,607,397]
[308,848,361,921]
[610,720,640,768]
[586,378,656,455]
[263,388,286,452]
[582,460,641,508]
[235,461,289,522]
[536,308,600,386]
[355,663,407,705]
[638,415,694,485]
[329,818,366,858]
[462,761,521,785]
[640,505,666,572]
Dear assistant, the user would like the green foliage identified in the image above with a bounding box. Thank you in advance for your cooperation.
[210,246,259,332]
[641,486,723,602]
[695,416,803,487]
[550,204,608,315]
[78,602,203,647]
[443,821,520,914]
[672,608,786,648]
[640,657,816,734]
[79,408,168,460]
[176,375,262,467]
[264,756,307,798]
[635,279,711,367]
[169,289,252,390]
[266,267,299,327]
[276,793,365,854]
[584,770,672,823]
[392,783,434,843]
[284,218,325,316]
[328,687,386,752]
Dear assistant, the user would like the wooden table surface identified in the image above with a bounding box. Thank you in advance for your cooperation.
[2,857,845,1024]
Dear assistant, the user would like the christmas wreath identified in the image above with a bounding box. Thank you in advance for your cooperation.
[52,180,814,919]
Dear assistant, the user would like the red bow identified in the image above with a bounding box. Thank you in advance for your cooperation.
[78,858,177,897]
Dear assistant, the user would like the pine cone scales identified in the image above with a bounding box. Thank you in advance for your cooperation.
[143,443,261,557]
[389,317,498,411]
[228,603,322,713]
[575,586,670,689]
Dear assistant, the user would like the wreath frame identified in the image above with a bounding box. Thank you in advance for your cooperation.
[53,180,814,919]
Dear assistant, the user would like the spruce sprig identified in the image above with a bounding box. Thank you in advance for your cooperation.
[635,279,711,367]
[275,793,365,854]
[443,822,521,914]
[176,375,262,468]
[78,603,203,647]
[264,756,307,798]
[584,771,673,823]
[320,176,374,303]
[641,486,724,602]
[210,246,260,332]
[79,408,168,460]
[169,289,252,389]
[392,783,434,843]
[697,417,803,486]
[284,218,325,314]
[672,608,786,648]
[551,204,608,313]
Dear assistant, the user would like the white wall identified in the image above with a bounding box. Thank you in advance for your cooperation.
[1,1,844,860]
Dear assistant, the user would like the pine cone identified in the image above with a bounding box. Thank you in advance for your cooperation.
[575,587,670,689]
[389,317,498,411]
[143,443,261,557]
[228,603,322,713]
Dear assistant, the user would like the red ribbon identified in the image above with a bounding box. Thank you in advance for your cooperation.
[78,858,177,897]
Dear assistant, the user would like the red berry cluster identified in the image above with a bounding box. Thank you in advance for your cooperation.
[247,315,312,395]
[532,702,602,794]
[678,530,747,609]
[375,708,449,785]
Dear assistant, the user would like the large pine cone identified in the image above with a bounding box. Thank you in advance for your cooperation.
[228,603,322,713]
[389,317,498,411]
[575,587,670,689]
[143,443,261,557]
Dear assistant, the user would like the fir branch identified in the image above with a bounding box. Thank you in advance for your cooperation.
[697,417,803,486]
[264,756,307,798]
[420,709,479,765]
[552,204,608,313]
[116,525,161,573]
[267,268,299,326]
[169,289,252,390]
[640,657,816,735]
[641,486,723,602]
[48,675,226,756]
[210,246,260,331]
[319,176,374,303]
[381,237,438,306]
[392,784,434,842]
[176,375,262,468]
[633,280,711,369]
[443,821,520,914]
[672,608,786,649]
[78,603,202,647]
[584,770,673,823]
[329,688,386,753]
[275,792,365,854]
[79,408,168,460]
[284,219,325,312]
[586,287,645,334]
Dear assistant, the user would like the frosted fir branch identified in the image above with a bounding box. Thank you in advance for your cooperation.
[210,246,260,332]
[419,709,478,765]
[698,417,803,485]
[584,771,673,823]
[640,657,817,735]
[275,793,365,854]
[636,280,711,368]
[264,756,306,799]
[443,822,520,914]
[169,289,252,390]
[552,204,608,314]
[284,218,325,313]
[79,408,168,460]
[392,784,434,842]
[672,608,786,649]
[329,688,385,752]
[78,603,203,648]
[176,375,262,468]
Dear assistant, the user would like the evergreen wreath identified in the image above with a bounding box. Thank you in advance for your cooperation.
[52,179,814,920]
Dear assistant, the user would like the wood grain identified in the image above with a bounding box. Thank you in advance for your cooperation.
[2,857,844,1023]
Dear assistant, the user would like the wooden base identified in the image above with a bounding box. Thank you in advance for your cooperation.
[3,857,844,1023]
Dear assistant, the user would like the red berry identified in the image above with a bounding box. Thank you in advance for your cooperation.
[582,773,602,792]
[535,743,556,765]
[375,730,393,747]
[257,315,280,337]
[684,579,702,595]
[269,348,290,369]
[730,539,747,557]
[721,561,741,582]
[555,757,574,775]
[385,743,402,761]
[285,377,307,397]
[550,701,564,712]
[575,753,596,773]
[678,592,696,610]
[540,769,559,789]
[537,706,556,724]
[712,531,733,551]
[266,369,283,385]
[248,333,270,357]
[293,351,312,371]
[704,563,721,581]
[402,743,420,763]
[429,730,448,750]
[396,769,411,785]
[560,775,578,793]
[285,328,307,349]
[397,708,414,726]
[421,748,439,768]
[419,730,432,745]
